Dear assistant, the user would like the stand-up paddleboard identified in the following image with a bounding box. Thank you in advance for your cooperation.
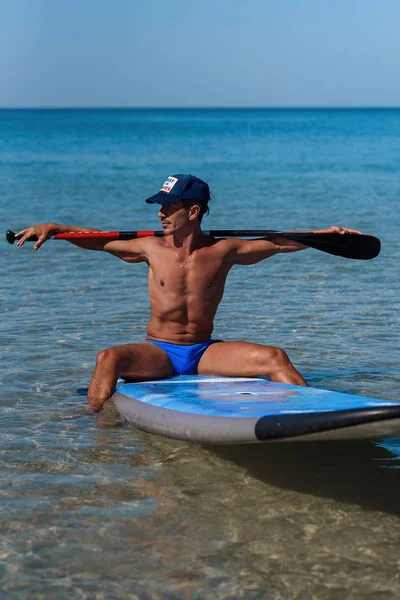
[111,376,400,443]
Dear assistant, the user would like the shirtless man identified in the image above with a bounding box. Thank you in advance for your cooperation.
[16,173,360,413]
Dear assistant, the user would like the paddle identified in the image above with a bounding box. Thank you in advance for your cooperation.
[6,229,380,260]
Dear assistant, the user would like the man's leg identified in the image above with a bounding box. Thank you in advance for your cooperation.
[87,342,174,411]
[197,341,307,386]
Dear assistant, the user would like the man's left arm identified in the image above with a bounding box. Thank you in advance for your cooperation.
[225,226,362,266]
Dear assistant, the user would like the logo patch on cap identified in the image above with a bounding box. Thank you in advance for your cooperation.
[160,176,178,194]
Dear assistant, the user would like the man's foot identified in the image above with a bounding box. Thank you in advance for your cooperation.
[61,403,101,420]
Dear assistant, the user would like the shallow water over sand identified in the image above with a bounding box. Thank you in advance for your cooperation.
[1,108,400,599]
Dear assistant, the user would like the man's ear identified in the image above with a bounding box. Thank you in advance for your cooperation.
[188,204,201,220]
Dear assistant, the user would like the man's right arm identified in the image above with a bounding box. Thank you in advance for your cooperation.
[15,223,148,263]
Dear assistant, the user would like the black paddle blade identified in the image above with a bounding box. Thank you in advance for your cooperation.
[285,232,381,260]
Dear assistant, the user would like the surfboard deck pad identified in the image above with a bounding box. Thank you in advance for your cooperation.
[110,375,400,444]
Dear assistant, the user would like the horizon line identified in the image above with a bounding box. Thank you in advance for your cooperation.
[1,106,400,111]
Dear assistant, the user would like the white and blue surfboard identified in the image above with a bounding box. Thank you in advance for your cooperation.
[111,375,400,443]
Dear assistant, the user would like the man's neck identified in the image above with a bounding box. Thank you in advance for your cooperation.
[170,225,205,250]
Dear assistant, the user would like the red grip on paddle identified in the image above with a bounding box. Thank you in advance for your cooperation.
[136,231,156,238]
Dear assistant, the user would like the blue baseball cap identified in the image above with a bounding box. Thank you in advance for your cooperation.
[145,174,210,206]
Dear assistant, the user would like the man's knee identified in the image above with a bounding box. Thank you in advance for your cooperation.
[274,347,290,366]
[263,347,290,371]
[95,347,127,370]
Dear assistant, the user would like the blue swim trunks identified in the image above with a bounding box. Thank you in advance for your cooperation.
[146,339,216,375]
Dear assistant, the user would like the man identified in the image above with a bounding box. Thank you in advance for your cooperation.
[16,173,360,413]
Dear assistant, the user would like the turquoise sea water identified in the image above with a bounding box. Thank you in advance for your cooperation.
[1,109,400,599]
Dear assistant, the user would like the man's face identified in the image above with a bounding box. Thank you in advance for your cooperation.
[158,201,191,234]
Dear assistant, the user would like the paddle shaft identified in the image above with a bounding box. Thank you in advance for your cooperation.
[6,229,380,260]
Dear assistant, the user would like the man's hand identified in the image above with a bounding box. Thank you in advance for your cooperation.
[15,223,55,250]
[315,226,362,235]
[14,223,103,251]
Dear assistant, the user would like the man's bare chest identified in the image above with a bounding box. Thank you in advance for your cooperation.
[148,250,230,295]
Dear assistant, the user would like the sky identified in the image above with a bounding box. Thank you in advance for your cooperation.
[1,0,399,108]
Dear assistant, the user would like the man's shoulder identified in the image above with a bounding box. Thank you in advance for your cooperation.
[196,234,227,252]
[206,236,242,250]
[141,235,171,256]
[130,235,164,249]
[200,236,241,262]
